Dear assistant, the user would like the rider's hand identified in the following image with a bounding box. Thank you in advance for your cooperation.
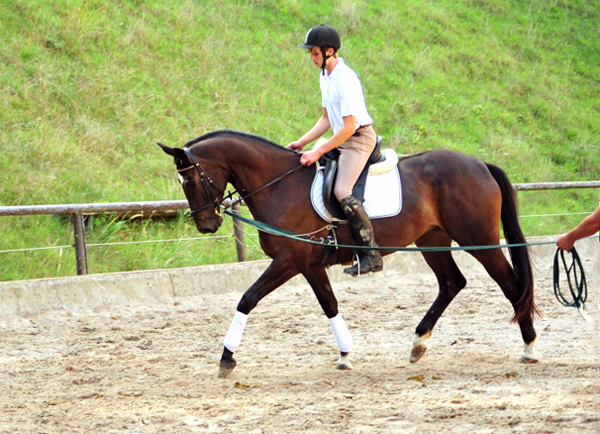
[286,141,304,151]
[300,148,321,166]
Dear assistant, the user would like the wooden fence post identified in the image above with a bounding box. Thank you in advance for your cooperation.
[232,202,247,262]
[73,212,88,275]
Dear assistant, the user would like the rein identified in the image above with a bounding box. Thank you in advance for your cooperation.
[179,146,303,218]
[222,164,304,210]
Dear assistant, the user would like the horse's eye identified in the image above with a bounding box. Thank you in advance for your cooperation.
[188,181,197,189]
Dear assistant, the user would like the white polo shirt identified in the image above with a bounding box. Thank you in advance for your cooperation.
[319,58,373,134]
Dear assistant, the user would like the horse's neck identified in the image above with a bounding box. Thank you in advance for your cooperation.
[227,143,296,191]
[224,142,306,215]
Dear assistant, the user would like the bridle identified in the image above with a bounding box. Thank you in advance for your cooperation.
[177,147,222,220]
[177,146,304,221]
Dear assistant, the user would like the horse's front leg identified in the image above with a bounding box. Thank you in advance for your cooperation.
[302,267,353,371]
[219,258,300,378]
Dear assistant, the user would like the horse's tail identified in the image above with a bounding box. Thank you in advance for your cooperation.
[485,162,540,323]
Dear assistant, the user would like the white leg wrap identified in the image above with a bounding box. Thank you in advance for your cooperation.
[329,314,353,353]
[521,338,539,362]
[413,333,429,348]
[223,311,248,353]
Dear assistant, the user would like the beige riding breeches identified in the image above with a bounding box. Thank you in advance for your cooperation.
[333,125,377,201]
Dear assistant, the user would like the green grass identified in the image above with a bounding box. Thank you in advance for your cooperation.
[1,0,599,280]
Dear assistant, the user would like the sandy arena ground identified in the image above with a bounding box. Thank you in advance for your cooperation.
[0,254,599,433]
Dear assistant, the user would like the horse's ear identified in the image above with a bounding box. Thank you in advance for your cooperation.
[172,148,190,164]
[157,143,191,165]
[157,142,175,156]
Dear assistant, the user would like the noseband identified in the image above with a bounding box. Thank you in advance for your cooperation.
[178,147,222,220]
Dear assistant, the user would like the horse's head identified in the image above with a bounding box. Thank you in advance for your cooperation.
[158,142,225,234]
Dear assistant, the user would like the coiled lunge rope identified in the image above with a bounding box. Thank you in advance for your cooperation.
[553,247,588,312]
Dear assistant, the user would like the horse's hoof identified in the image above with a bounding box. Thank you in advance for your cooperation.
[335,361,354,370]
[335,353,353,370]
[410,345,427,363]
[218,360,237,378]
[520,355,539,364]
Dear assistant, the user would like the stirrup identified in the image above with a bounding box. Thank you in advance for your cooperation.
[343,252,383,276]
[349,253,361,277]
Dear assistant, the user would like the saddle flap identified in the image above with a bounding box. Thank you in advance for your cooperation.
[322,158,345,219]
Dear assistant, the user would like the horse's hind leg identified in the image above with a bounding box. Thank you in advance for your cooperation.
[468,248,538,363]
[302,267,353,370]
[411,232,467,363]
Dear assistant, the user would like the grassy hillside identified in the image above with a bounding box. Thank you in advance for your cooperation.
[1,0,599,280]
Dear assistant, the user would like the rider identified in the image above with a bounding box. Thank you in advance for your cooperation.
[286,24,383,276]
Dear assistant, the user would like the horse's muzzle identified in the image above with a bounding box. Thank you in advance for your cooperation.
[194,214,223,234]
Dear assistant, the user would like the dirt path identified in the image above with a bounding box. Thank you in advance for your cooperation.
[0,262,598,433]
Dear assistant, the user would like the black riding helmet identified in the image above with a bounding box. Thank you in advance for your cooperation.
[299,24,341,74]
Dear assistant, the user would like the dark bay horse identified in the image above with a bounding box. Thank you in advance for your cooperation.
[159,130,539,377]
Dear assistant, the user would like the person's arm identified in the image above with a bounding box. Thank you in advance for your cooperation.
[556,204,600,251]
[286,109,331,151]
[299,114,356,166]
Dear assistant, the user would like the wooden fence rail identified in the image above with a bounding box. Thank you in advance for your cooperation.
[0,199,243,275]
[1,181,599,275]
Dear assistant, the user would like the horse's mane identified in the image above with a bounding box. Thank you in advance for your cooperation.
[184,130,293,154]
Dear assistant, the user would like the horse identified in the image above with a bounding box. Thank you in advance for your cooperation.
[158,129,539,378]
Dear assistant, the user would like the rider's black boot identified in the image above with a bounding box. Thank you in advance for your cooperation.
[340,196,384,276]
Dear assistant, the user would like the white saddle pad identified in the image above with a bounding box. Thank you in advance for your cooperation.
[310,153,402,222]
